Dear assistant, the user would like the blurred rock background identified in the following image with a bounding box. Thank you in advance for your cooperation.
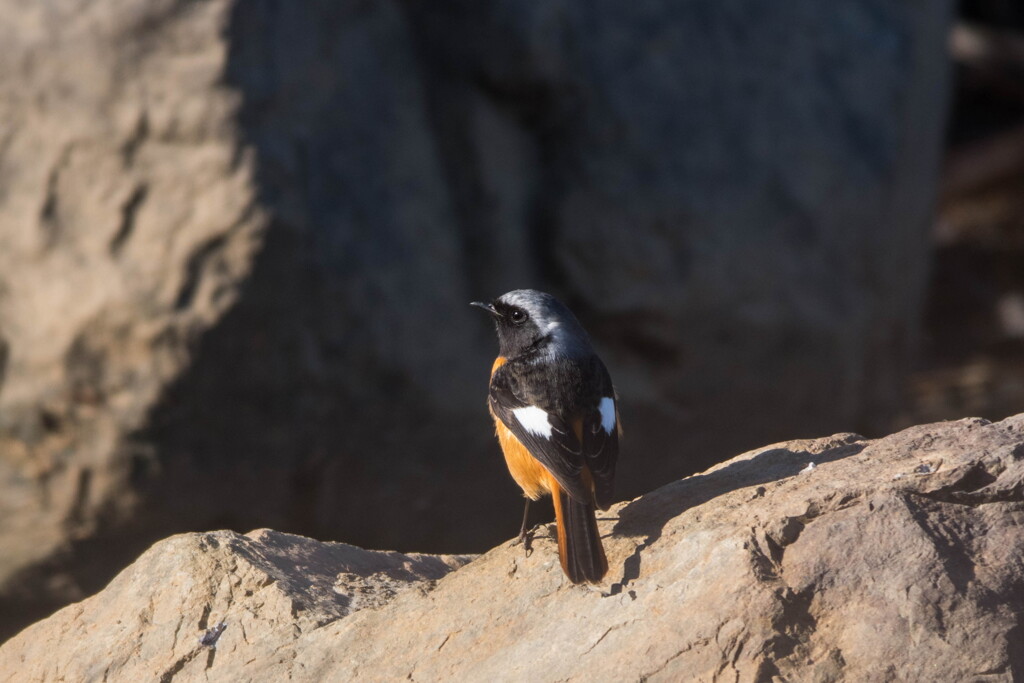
[908,3,1024,427]
[0,0,1017,641]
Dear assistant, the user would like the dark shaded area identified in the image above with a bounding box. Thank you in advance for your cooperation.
[907,0,1024,426]
[959,0,1024,32]
[134,227,510,551]
[923,243,1024,363]
[0,335,8,394]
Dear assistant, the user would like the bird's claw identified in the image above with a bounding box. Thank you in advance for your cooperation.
[513,529,534,557]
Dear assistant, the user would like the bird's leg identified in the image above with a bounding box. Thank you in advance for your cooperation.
[513,499,533,556]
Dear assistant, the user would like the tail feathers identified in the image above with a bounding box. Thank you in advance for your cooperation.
[552,483,608,584]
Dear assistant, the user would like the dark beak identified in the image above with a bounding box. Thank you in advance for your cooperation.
[470,301,501,318]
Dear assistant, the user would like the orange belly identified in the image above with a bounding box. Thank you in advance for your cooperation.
[492,415,554,500]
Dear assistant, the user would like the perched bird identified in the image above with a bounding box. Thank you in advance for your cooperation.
[473,289,619,584]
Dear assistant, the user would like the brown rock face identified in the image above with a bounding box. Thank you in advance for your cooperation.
[0,0,266,635]
[2,415,1022,681]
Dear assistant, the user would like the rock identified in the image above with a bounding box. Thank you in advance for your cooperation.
[3,414,1022,680]
[0,0,954,640]
[0,529,473,682]
[0,0,266,636]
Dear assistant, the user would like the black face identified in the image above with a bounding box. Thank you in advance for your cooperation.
[487,299,543,358]
[472,289,593,360]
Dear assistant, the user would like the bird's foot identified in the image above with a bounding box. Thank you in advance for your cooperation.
[512,528,535,557]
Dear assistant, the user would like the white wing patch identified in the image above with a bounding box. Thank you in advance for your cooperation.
[599,397,616,434]
[513,406,553,439]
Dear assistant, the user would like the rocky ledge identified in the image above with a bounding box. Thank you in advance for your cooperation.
[2,415,1022,681]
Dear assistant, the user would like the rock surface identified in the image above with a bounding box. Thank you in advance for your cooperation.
[0,529,474,683]
[0,0,954,640]
[3,414,1023,681]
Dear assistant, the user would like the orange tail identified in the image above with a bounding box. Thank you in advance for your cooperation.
[551,479,608,584]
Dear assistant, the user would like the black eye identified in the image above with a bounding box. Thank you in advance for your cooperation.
[509,309,526,324]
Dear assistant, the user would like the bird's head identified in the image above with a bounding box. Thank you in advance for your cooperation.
[471,289,591,359]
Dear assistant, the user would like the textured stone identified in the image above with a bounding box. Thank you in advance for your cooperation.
[0,0,265,634]
[0,529,472,683]
[2,415,1022,681]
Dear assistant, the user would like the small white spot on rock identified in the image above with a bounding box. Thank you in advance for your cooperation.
[800,462,816,474]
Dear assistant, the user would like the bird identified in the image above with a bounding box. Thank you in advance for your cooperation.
[472,289,619,584]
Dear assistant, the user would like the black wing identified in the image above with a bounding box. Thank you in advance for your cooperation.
[489,366,592,503]
[581,358,618,510]
[489,357,619,508]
